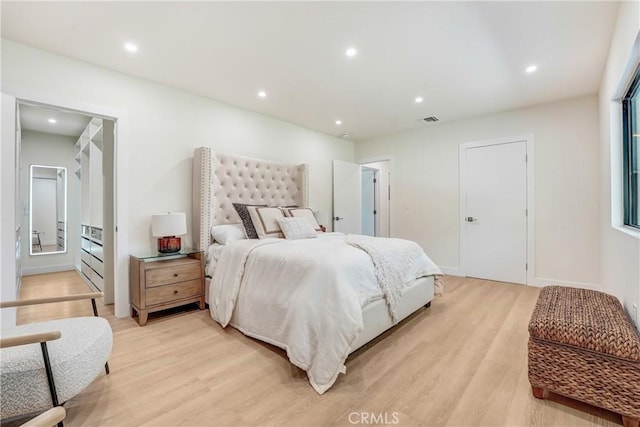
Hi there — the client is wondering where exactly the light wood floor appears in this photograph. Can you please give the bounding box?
[18,271,623,427]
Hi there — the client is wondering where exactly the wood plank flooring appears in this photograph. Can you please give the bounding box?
[17,271,623,426]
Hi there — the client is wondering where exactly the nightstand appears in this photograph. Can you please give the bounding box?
[129,249,205,326]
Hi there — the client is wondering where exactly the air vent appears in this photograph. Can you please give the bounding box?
[421,116,439,123]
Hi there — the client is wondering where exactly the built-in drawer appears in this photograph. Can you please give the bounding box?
[91,270,104,291]
[91,256,104,277]
[90,227,102,243]
[57,230,64,239]
[90,241,103,262]
[81,261,91,279]
[81,250,91,265]
[145,279,201,306]
[81,237,91,253]
[145,260,201,288]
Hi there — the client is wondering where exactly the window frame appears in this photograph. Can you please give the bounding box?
[622,66,640,229]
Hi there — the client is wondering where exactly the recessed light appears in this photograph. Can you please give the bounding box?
[258,91,267,98]
[48,118,57,124]
[415,97,424,104]
[345,48,357,57]
[335,120,342,126]
[526,65,537,73]
[124,42,138,53]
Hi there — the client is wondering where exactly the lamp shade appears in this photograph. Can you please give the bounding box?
[151,212,187,237]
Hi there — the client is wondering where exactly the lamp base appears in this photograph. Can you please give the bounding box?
[157,236,181,254]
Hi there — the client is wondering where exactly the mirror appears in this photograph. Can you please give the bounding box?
[30,165,67,255]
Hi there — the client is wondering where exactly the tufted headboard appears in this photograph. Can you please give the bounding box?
[193,147,309,250]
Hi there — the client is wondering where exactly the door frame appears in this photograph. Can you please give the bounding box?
[361,166,379,236]
[458,134,535,285]
[6,88,130,318]
[358,155,393,237]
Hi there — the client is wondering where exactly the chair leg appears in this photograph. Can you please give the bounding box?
[90,298,111,375]
[40,342,59,407]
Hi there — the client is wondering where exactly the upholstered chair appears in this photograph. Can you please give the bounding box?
[0,292,113,426]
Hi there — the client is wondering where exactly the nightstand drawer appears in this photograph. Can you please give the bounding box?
[146,279,202,306]
[145,261,201,288]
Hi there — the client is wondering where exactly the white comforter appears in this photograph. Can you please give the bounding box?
[209,233,442,394]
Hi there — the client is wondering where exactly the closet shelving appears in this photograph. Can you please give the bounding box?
[75,118,104,292]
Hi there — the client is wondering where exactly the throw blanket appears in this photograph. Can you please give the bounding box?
[346,234,444,323]
[209,233,442,394]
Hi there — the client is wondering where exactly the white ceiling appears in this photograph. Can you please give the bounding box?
[1,1,619,141]
[19,103,92,138]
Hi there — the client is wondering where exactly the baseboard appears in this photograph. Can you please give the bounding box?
[528,277,602,292]
[22,264,76,276]
[440,266,464,277]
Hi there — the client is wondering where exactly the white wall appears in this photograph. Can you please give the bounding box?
[2,40,353,316]
[598,0,640,327]
[2,40,352,257]
[20,130,78,274]
[355,95,601,286]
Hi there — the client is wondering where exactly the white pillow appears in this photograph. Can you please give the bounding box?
[211,224,246,245]
[282,207,322,231]
[277,217,318,240]
[247,206,285,239]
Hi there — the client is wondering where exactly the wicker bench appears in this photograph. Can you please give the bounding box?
[528,286,640,427]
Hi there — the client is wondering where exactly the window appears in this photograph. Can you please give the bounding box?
[623,66,640,229]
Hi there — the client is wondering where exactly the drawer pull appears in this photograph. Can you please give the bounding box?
[174,273,179,277]
[173,290,178,294]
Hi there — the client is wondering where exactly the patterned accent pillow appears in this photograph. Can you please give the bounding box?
[247,206,285,239]
[276,217,318,240]
[282,207,322,231]
[232,203,266,239]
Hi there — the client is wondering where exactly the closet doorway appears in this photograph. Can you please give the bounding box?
[17,102,116,303]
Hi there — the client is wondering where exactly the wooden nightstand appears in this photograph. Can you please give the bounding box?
[129,250,205,326]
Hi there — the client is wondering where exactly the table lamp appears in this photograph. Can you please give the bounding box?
[152,212,187,253]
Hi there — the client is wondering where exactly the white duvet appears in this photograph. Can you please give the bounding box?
[209,233,442,394]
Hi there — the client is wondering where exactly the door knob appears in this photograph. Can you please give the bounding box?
[466,217,478,222]
[334,216,344,221]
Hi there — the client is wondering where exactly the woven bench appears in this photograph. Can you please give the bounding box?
[528,286,640,427]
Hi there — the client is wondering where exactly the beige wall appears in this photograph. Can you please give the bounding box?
[355,95,601,287]
[598,0,640,328]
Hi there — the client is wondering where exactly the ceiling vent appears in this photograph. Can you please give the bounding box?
[420,116,439,123]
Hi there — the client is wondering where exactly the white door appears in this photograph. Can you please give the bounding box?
[333,160,361,234]
[464,141,527,284]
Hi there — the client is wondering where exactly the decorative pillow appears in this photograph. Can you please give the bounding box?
[247,206,285,239]
[282,207,322,231]
[277,217,317,240]
[211,224,246,245]
[233,203,266,239]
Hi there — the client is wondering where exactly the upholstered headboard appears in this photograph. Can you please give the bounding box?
[193,147,309,250]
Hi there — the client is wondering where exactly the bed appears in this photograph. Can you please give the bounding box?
[193,147,443,394]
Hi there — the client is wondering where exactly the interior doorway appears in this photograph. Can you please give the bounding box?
[10,99,117,304]
[360,160,390,237]
[361,167,377,236]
